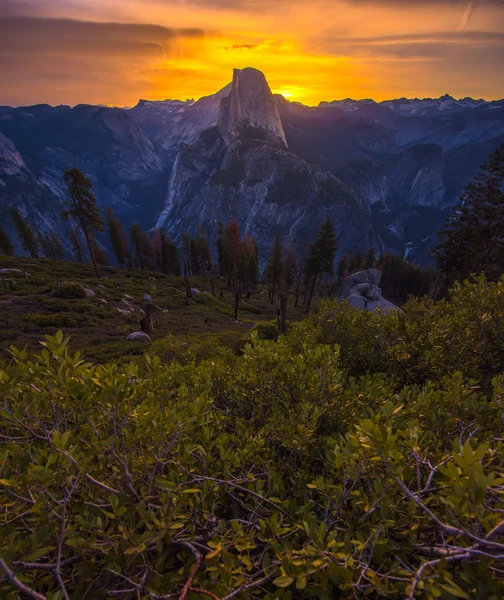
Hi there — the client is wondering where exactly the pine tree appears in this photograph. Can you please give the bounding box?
[433,144,504,283]
[348,251,363,275]
[242,234,259,296]
[362,248,377,270]
[10,208,39,258]
[0,228,14,256]
[337,254,349,285]
[304,218,337,313]
[40,230,65,259]
[196,224,212,277]
[225,219,242,286]
[69,227,85,262]
[179,231,191,276]
[62,168,103,277]
[106,207,131,268]
[216,221,226,276]
[282,243,297,291]
[294,244,307,308]
[94,243,109,266]
[130,223,152,270]
[160,232,180,275]
[265,234,283,304]
[152,228,163,271]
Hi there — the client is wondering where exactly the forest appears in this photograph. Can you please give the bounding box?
[0,147,503,599]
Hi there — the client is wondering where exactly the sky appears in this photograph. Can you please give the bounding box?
[0,0,503,106]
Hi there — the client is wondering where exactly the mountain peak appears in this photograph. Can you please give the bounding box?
[218,68,287,147]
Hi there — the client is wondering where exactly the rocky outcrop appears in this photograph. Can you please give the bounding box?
[127,332,152,343]
[338,269,400,312]
[219,68,287,147]
[156,123,380,261]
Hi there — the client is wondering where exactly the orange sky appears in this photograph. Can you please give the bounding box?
[1,0,503,106]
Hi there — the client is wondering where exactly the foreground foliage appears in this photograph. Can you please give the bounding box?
[1,277,504,599]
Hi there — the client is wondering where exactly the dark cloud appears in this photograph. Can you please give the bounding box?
[0,15,207,105]
[345,31,504,43]
[346,0,504,5]
[321,29,504,63]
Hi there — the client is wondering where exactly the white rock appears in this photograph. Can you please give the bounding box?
[127,332,152,343]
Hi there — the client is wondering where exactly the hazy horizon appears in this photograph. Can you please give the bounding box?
[1,0,504,107]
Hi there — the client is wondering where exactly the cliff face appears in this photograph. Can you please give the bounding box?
[156,125,380,262]
[218,68,287,147]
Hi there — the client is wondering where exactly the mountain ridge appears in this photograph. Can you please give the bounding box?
[1,68,504,264]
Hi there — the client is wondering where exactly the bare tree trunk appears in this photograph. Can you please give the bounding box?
[305,273,318,314]
[185,277,191,306]
[294,247,306,307]
[144,301,154,334]
[278,292,287,335]
[83,231,101,278]
[210,280,216,297]
[234,289,240,321]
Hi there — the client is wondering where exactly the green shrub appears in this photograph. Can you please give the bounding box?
[1,277,504,599]
[23,312,76,328]
[52,281,87,299]
[252,320,279,340]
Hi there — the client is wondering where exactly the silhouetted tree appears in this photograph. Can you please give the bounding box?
[304,218,337,313]
[0,228,14,256]
[106,207,131,268]
[10,208,38,258]
[196,224,212,277]
[362,247,377,270]
[69,227,85,262]
[337,254,349,285]
[160,232,180,275]
[265,234,283,304]
[225,218,242,286]
[433,143,504,284]
[40,229,64,259]
[130,223,152,270]
[282,242,297,291]
[62,168,103,277]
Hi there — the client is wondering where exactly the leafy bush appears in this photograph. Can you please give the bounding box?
[23,312,77,328]
[0,277,503,599]
[252,320,279,340]
[52,281,87,299]
[302,275,504,385]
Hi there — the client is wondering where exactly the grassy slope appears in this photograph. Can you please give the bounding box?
[0,256,314,362]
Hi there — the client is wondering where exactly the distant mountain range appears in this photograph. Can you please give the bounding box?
[1,68,503,264]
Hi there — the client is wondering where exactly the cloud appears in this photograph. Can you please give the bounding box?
[0,14,207,105]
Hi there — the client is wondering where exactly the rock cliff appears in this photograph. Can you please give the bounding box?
[218,68,287,147]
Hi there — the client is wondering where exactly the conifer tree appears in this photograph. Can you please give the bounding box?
[304,218,337,313]
[69,227,85,262]
[106,207,131,268]
[10,208,39,258]
[94,243,109,266]
[242,234,259,295]
[294,245,306,308]
[216,221,226,276]
[181,231,192,276]
[225,218,242,286]
[160,232,180,275]
[152,228,163,271]
[433,144,504,283]
[62,168,103,277]
[40,230,65,259]
[265,234,283,304]
[196,224,212,277]
[130,223,152,270]
[0,228,14,256]
[337,254,349,285]
[362,247,377,270]
[282,243,297,291]
[348,251,363,275]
